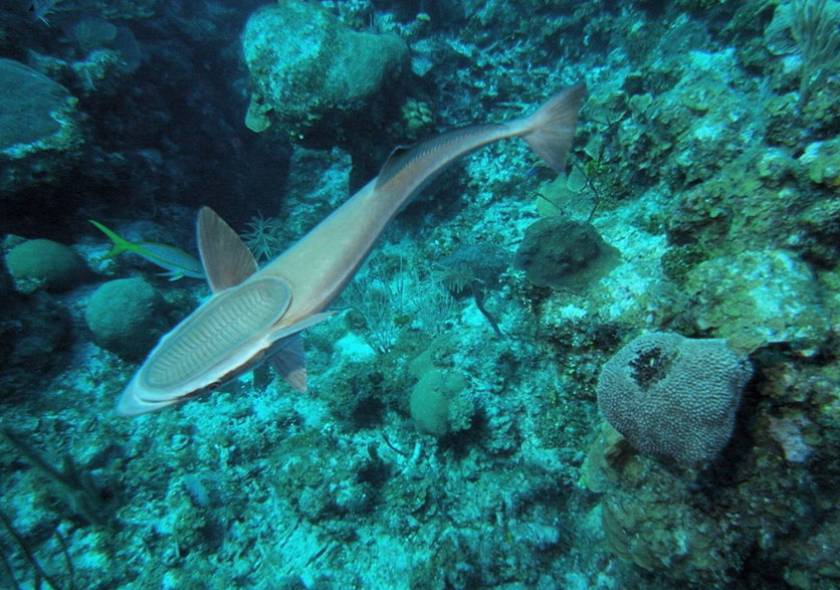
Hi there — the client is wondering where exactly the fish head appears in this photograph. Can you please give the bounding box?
[116,276,293,415]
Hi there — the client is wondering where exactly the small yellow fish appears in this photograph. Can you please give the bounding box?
[89,219,204,281]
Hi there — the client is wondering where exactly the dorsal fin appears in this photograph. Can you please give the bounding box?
[374,144,415,189]
[374,124,505,191]
[197,206,258,293]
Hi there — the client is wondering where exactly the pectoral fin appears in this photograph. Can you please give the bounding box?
[197,206,259,293]
[267,312,334,344]
[161,270,184,281]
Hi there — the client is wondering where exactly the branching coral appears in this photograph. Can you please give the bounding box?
[0,511,75,590]
[344,257,454,353]
[436,244,508,338]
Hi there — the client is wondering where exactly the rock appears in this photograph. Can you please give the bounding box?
[800,138,840,189]
[686,249,831,354]
[0,293,70,398]
[60,0,161,20]
[409,369,473,437]
[241,0,409,138]
[0,59,83,194]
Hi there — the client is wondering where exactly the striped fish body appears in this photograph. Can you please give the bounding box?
[132,242,205,280]
[89,219,204,280]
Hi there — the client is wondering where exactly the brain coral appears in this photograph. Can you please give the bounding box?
[5,238,87,293]
[85,277,169,359]
[596,331,752,465]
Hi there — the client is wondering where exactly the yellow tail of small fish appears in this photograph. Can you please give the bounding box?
[89,219,135,258]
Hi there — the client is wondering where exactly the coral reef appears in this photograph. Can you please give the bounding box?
[0,58,83,195]
[1,0,839,588]
[685,249,831,354]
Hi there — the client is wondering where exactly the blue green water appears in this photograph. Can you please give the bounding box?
[1,1,839,588]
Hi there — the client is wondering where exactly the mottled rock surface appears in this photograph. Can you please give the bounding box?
[241,0,408,138]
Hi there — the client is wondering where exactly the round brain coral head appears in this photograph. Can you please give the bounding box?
[596,331,752,465]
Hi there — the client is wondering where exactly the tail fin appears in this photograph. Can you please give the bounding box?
[89,219,134,258]
[517,83,586,173]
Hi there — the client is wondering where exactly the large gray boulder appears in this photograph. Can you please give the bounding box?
[241,1,409,137]
[0,59,83,194]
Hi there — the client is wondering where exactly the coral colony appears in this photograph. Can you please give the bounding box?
[1,1,839,589]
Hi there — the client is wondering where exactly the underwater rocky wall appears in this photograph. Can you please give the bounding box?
[1,1,839,589]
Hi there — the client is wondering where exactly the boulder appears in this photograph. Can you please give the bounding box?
[241,1,409,138]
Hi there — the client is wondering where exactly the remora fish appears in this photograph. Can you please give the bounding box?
[89,219,205,281]
[117,84,586,416]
